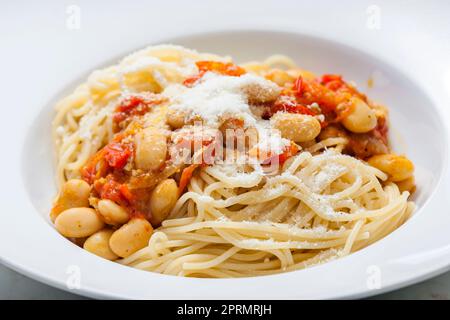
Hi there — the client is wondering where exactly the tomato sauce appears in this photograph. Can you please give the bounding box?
[183,61,246,87]
[103,142,133,169]
[112,94,166,128]
[260,143,299,166]
[265,95,316,118]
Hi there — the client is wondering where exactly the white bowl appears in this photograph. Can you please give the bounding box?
[1,29,450,299]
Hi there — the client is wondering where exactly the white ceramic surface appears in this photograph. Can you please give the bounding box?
[1,0,450,299]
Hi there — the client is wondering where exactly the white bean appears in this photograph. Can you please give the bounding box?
[368,154,414,182]
[109,218,153,258]
[98,199,129,225]
[83,229,118,260]
[265,69,295,86]
[243,80,281,104]
[51,179,90,221]
[166,109,187,129]
[341,97,377,133]
[134,127,167,171]
[271,113,321,142]
[149,179,179,226]
[55,207,104,238]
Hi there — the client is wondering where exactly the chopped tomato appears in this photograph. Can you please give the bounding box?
[119,183,136,203]
[103,142,132,169]
[297,79,348,114]
[81,149,108,184]
[117,96,146,113]
[278,143,299,166]
[196,61,246,76]
[178,164,199,194]
[183,74,204,87]
[261,143,299,166]
[93,174,141,209]
[81,139,132,184]
[113,96,149,124]
[94,176,126,205]
[183,61,246,86]
[113,95,165,124]
[325,80,345,91]
[321,74,343,84]
[293,76,304,96]
[320,74,368,101]
[321,74,347,92]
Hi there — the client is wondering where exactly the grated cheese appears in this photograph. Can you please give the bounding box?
[309,162,347,193]
[254,128,290,155]
[164,72,280,128]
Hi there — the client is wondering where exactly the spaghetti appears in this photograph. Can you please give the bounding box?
[51,45,415,277]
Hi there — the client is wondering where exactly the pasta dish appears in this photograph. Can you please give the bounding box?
[50,45,415,277]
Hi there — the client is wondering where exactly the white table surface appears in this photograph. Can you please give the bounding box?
[1,263,449,300]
